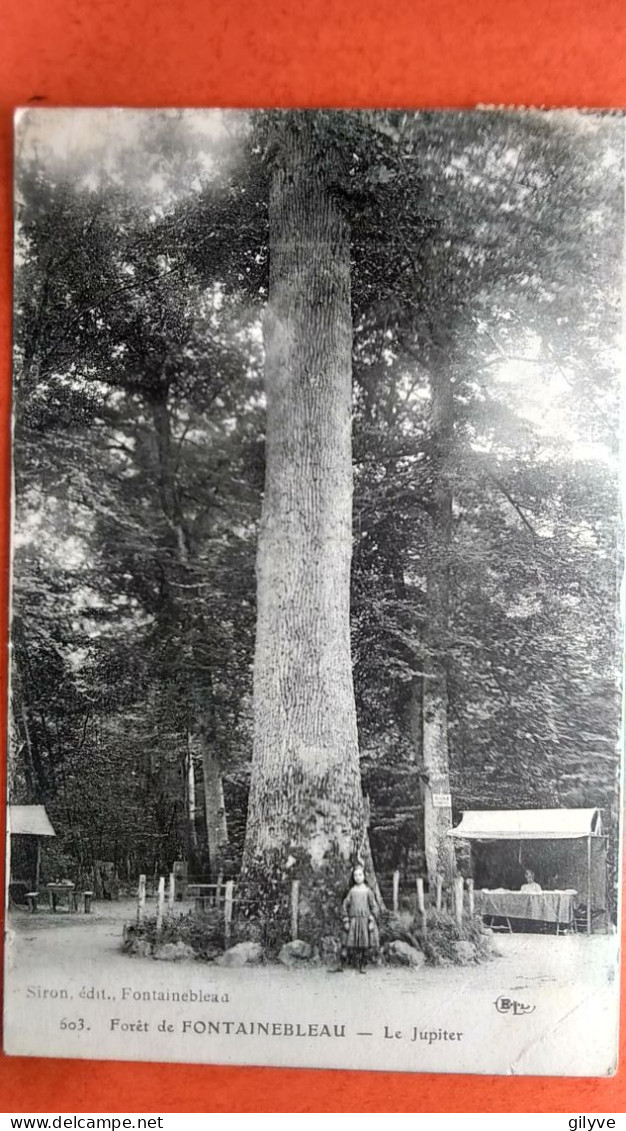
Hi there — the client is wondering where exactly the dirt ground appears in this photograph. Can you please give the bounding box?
[4,898,620,1076]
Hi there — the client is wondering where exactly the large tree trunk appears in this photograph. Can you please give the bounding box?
[151,396,229,875]
[423,353,457,885]
[11,625,48,798]
[201,748,228,876]
[187,663,228,879]
[185,745,199,858]
[242,113,366,916]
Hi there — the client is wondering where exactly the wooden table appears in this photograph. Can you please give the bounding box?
[46,883,77,912]
[475,889,577,933]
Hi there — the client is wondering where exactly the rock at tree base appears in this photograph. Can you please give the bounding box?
[128,938,152,958]
[453,941,477,963]
[216,941,263,967]
[153,941,197,962]
[387,940,425,967]
[279,940,313,966]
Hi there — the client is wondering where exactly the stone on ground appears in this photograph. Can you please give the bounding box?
[454,940,477,963]
[128,938,153,958]
[153,940,197,962]
[216,941,263,967]
[279,940,313,966]
[387,940,425,967]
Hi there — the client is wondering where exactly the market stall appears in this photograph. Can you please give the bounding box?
[448,808,607,934]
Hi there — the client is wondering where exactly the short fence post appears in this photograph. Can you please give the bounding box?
[416,877,427,935]
[435,874,443,913]
[454,876,464,927]
[467,878,475,917]
[290,879,300,941]
[216,872,224,909]
[156,876,165,938]
[392,869,400,913]
[168,873,175,914]
[224,880,234,947]
[137,874,146,923]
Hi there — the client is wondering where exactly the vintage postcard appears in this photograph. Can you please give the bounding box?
[3,107,623,1075]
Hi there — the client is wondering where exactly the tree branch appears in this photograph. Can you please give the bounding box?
[486,469,538,537]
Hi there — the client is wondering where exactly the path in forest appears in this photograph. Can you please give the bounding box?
[4,901,619,1076]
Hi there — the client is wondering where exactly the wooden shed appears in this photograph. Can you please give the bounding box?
[8,805,56,897]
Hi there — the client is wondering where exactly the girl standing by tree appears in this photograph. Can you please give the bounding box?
[342,864,379,972]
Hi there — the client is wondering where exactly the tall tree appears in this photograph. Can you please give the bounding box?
[422,344,457,882]
[11,109,621,915]
[242,113,366,906]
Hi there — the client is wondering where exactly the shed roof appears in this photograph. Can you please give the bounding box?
[448,808,601,841]
[8,805,56,837]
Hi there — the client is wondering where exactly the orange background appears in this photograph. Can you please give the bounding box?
[0,0,625,1113]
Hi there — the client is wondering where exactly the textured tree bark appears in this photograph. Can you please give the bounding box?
[185,745,199,856]
[11,625,48,798]
[151,396,229,876]
[187,664,228,879]
[200,746,228,875]
[242,113,366,904]
[408,676,423,751]
[423,353,457,885]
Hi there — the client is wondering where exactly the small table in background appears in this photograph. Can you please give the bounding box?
[46,882,77,913]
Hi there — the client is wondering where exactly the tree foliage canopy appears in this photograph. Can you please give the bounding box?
[11,109,622,890]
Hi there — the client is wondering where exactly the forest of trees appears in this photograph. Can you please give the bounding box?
[9,109,623,913]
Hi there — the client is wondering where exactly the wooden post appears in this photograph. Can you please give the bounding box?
[416,877,425,913]
[168,873,175,913]
[454,876,464,927]
[224,880,234,947]
[216,872,224,909]
[173,860,188,901]
[467,877,475,917]
[392,869,400,913]
[291,879,300,941]
[435,874,443,913]
[416,877,427,935]
[137,874,146,923]
[156,876,165,937]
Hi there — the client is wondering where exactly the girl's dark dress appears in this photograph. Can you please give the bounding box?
[342,883,379,968]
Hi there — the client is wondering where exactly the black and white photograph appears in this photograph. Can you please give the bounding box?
[4,107,623,1076]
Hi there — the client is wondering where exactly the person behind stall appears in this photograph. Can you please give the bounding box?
[520,869,542,893]
[341,864,379,973]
